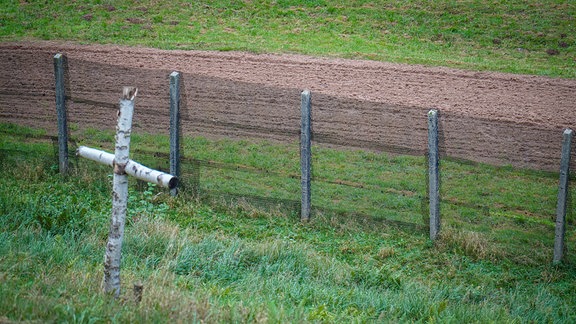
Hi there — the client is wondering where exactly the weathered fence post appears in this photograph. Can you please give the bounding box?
[428,109,440,241]
[54,53,68,175]
[103,86,137,297]
[553,128,573,264]
[300,90,312,222]
[169,71,181,196]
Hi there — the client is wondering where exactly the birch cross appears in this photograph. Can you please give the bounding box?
[77,87,177,298]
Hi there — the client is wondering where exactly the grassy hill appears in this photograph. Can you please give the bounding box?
[1,1,576,322]
[1,0,574,78]
[1,124,575,322]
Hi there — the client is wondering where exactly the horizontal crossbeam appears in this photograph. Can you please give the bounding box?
[77,146,177,189]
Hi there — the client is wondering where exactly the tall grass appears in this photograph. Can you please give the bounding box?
[1,124,576,322]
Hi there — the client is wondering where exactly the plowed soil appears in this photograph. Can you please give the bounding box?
[1,41,575,171]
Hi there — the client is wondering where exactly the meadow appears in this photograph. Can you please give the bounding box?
[0,0,574,78]
[1,123,575,322]
[1,0,576,322]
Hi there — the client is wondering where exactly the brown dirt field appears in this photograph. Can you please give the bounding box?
[0,41,575,171]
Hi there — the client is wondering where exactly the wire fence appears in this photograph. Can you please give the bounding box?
[1,50,575,245]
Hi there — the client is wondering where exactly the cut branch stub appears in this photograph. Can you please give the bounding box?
[113,160,127,175]
[122,86,138,100]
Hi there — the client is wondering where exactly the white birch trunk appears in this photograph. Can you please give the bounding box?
[103,87,137,297]
[77,146,177,189]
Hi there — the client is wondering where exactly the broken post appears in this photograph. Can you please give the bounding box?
[300,90,312,222]
[428,109,440,241]
[54,53,68,175]
[169,71,181,196]
[553,128,573,264]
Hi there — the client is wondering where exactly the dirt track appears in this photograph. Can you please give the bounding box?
[0,41,575,171]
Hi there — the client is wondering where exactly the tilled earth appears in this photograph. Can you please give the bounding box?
[0,41,575,171]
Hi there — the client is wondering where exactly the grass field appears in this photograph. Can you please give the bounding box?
[2,0,576,322]
[0,0,574,78]
[1,124,576,322]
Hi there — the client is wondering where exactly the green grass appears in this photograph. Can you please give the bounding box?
[1,0,574,78]
[1,123,576,322]
[1,2,575,320]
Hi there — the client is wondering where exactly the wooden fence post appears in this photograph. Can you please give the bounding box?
[428,109,440,241]
[553,128,573,264]
[53,53,68,175]
[300,90,312,222]
[103,86,137,298]
[169,71,181,196]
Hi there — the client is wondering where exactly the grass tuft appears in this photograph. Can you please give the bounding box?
[438,227,496,261]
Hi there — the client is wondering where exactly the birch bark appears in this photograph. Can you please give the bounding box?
[77,146,177,189]
[102,87,137,297]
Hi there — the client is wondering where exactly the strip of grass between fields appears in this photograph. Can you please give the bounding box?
[0,0,574,78]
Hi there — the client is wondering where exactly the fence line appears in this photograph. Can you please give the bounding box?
[3,52,574,172]
[126,149,563,224]
[199,189,427,232]
[133,149,424,194]
[58,56,573,171]
[0,133,559,232]
[3,53,574,263]
[2,120,572,264]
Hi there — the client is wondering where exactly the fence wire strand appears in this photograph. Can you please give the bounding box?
[1,54,575,230]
